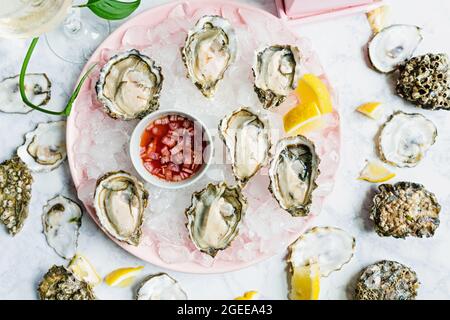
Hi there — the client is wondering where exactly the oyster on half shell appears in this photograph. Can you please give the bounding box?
[136,273,187,300]
[94,171,149,246]
[181,15,237,98]
[269,135,320,217]
[96,49,163,120]
[185,182,247,257]
[219,107,271,186]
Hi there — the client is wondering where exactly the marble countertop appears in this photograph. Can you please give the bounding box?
[1,0,450,300]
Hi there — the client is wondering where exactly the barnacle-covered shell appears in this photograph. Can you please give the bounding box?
[0,156,33,235]
[94,171,149,246]
[38,265,96,300]
[185,182,247,257]
[253,45,302,109]
[396,53,450,110]
[269,135,320,217]
[355,260,419,300]
[96,49,163,120]
[181,15,237,98]
[371,182,440,238]
[136,273,187,300]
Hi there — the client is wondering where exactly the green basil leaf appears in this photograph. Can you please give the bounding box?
[79,0,141,20]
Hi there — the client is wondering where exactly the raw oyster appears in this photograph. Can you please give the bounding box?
[377,111,436,168]
[38,265,96,300]
[136,273,187,300]
[96,49,163,120]
[94,171,149,246]
[396,53,450,110]
[42,196,83,259]
[219,107,271,186]
[185,182,247,257]
[0,73,51,114]
[181,15,237,98]
[253,45,301,109]
[0,156,33,235]
[371,182,440,238]
[368,25,422,73]
[355,260,419,300]
[17,121,67,172]
[68,254,102,287]
[268,135,320,217]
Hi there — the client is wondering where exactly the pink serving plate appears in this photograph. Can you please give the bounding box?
[67,0,341,274]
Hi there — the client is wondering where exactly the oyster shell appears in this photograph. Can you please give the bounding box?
[38,265,96,300]
[96,49,163,120]
[181,15,237,98]
[42,196,83,259]
[377,111,437,168]
[355,260,419,300]
[185,182,247,257]
[219,107,271,186]
[94,171,149,246]
[136,273,187,300]
[0,73,51,114]
[396,53,450,110]
[17,121,67,172]
[368,25,422,73]
[0,156,33,235]
[268,135,320,217]
[371,182,440,238]
[253,45,301,109]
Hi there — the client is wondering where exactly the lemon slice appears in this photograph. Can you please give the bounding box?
[289,262,320,300]
[296,74,333,114]
[356,102,383,119]
[234,291,259,300]
[359,161,396,183]
[284,101,322,133]
[104,266,144,287]
[68,254,102,287]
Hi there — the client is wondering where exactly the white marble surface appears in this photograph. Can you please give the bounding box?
[1,0,450,300]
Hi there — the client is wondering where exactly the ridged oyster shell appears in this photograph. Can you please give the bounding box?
[136,273,187,300]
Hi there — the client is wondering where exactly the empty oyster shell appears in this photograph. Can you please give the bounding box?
[181,15,237,98]
[38,265,96,300]
[136,273,187,300]
[368,24,422,73]
[17,121,67,172]
[355,260,419,300]
[96,49,163,120]
[185,182,247,257]
[42,196,83,259]
[268,135,320,217]
[377,111,437,168]
[0,73,51,114]
[371,182,440,238]
[253,45,302,109]
[94,171,149,246]
[0,156,33,235]
[219,107,271,186]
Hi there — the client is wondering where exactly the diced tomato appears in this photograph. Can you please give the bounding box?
[140,130,153,147]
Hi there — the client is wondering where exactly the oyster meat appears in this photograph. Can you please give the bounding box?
[0,156,33,235]
[268,135,320,217]
[17,121,67,172]
[219,108,271,186]
[96,49,163,120]
[136,273,187,300]
[377,111,437,168]
[355,260,419,300]
[94,171,149,246]
[371,182,440,238]
[253,45,301,109]
[42,196,83,259]
[181,15,237,98]
[185,182,247,257]
[38,265,96,300]
[397,53,450,110]
[0,73,51,114]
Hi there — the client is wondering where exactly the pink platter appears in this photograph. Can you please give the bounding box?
[67,0,341,274]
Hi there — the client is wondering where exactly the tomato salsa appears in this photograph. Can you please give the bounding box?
[140,114,207,182]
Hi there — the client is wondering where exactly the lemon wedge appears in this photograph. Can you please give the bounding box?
[356,102,383,119]
[234,291,259,300]
[289,262,320,300]
[359,161,396,183]
[296,74,333,114]
[367,5,390,34]
[284,101,321,133]
[68,254,102,287]
[104,266,144,287]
